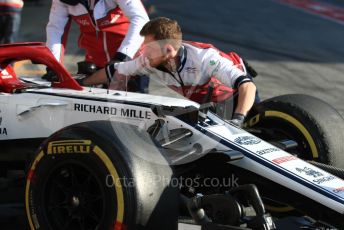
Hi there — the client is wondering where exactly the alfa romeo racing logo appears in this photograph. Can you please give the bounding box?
[234,136,261,145]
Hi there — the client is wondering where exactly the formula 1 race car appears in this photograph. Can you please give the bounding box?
[1,43,344,229]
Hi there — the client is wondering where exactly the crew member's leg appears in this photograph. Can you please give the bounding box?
[0,14,10,44]
[3,12,21,44]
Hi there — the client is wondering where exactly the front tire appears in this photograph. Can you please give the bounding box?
[245,94,344,168]
[26,121,178,230]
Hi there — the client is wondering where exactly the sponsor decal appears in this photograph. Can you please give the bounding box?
[0,69,12,79]
[185,67,197,73]
[120,108,151,119]
[99,20,110,26]
[209,60,217,66]
[99,15,121,26]
[110,14,120,23]
[0,127,7,136]
[47,140,92,154]
[256,147,279,155]
[74,103,117,115]
[272,155,297,164]
[234,136,261,145]
[0,109,7,136]
[296,166,323,178]
[313,175,335,185]
[29,190,40,229]
[333,187,344,194]
[1,69,9,76]
[185,88,201,95]
[74,103,151,119]
[76,19,90,26]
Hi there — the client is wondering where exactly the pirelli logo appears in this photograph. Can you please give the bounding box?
[47,140,92,155]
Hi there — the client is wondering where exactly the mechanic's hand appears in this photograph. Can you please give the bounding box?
[115,55,150,76]
[107,52,132,69]
[109,72,129,90]
[105,55,149,87]
[77,61,97,75]
[228,113,246,128]
[42,68,58,82]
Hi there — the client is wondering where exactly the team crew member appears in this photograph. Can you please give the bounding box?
[0,0,23,44]
[83,17,257,126]
[47,0,149,66]
[45,0,150,92]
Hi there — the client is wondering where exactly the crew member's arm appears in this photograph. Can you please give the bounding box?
[116,0,149,59]
[82,69,109,86]
[234,82,256,115]
[82,55,150,86]
[202,48,256,116]
[46,0,72,63]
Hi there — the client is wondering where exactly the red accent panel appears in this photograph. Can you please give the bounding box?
[0,65,26,93]
[0,42,82,91]
[73,14,95,32]
[169,77,237,104]
[97,7,130,34]
[72,7,129,67]
[227,52,244,71]
[184,41,244,70]
[272,156,297,164]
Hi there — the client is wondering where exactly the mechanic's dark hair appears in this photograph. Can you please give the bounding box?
[140,17,182,50]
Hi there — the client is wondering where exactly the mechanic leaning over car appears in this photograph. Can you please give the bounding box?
[44,0,150,92]
[81,17,258,126]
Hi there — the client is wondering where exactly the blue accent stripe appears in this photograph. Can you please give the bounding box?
[196,123,344,205]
